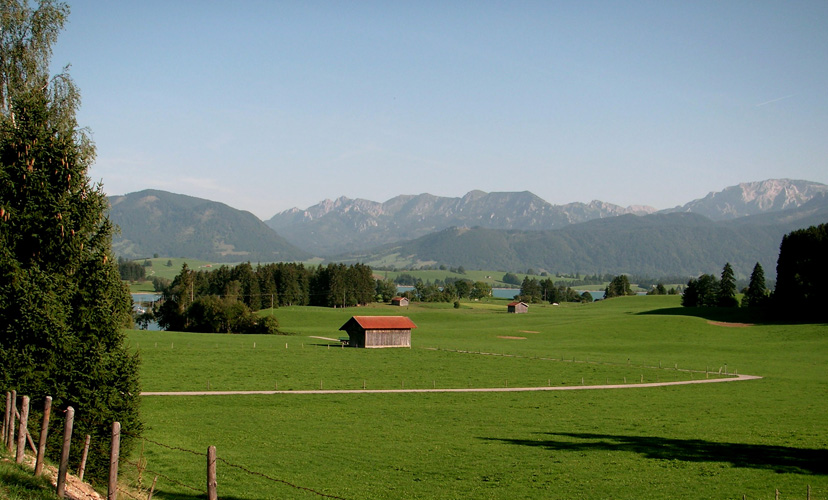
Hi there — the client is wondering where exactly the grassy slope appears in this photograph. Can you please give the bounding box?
[128,297,827,499]
[0,451,58,500]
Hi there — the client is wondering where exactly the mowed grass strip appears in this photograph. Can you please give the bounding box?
[127,296,828,499]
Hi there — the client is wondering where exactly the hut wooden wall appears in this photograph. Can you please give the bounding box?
[365,329,411,348]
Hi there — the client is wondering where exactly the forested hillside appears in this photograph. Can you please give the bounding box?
[108,190,308,262]
[339,197,828,277]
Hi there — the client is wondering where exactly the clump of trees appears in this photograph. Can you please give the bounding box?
[400,279,491,302]
[681,263,739,307]
[646,283,679,295]
[604,275,634,298]
[518,277,590,304]
[118,256,146,281]
[0,0,141,481]
[155,262,377,333]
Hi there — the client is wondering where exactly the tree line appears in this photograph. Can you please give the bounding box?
[153,262,377,333]
[677,223,827,321]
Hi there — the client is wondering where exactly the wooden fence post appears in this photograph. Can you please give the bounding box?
[147,476,157,500]
[207,445,217,500]
[2,391,10,447]
[78,434,91,481]
[109,422,121,500]
[15,395,29,463]
[56,406,75,499]
[6,390,15,453]
[35,396,52,476]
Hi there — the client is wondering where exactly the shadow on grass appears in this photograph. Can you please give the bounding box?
[482,432,827,475]
[636,306,827,326]
[637,306,757,323]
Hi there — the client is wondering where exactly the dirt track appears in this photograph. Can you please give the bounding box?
[142,373,762,396]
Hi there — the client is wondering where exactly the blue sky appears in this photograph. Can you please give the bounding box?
[52,1,828,219]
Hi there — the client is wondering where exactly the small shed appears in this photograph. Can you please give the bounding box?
[391,296,409,307]
[339,316,417,348]
[507,301,529,314]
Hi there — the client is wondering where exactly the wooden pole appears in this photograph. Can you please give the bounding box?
[2,391,9,447]
[78,434,91,481]
[147,476,157,500]
[109,422,121,500]
[35,396,52,476]
[56,406,75,498]
[6,390,15,453]
[15,395,29,463]
[207,445,217,500]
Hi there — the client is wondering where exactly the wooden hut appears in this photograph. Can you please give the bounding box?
[339,316,417,348]
[507,301,529,314]
[391,297,409,306]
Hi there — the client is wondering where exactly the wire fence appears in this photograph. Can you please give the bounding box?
[2,389,350,499]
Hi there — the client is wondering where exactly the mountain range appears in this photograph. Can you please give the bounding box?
[108,179,828,277]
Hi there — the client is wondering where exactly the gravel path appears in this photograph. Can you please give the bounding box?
[142,373,762,396]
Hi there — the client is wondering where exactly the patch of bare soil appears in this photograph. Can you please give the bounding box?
[707,321,755,327]
[497,336,527,339]
[518,330,540,334]
[18,455,103,500]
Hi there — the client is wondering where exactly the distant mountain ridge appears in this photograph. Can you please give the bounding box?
[266,179,826,256]
[661,179,828,220]
[336,194,828,278]
[107,179,828,276]
[108,190,308,262]
[267,190,656,255]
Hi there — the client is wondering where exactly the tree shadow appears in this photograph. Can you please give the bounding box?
[636,306,826,326]
[481,432,827,475]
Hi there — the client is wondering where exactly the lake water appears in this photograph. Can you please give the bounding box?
[396,286,605,301]
[131,293,161,331]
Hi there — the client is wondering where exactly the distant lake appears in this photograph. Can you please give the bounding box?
[131,293,161,331]
[397,286,605,301]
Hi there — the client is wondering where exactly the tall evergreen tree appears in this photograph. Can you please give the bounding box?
[717,262,738,307]
[741,262,768,308]
[0,0,141,480]
[774,223,828,320]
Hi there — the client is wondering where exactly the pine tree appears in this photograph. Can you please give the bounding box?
[741,262,768,308]
[717,262,738,307]
[0,0,141,480]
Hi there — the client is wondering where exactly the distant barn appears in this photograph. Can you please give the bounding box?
[391,297,409,306]
[339,316,417,348]
[507,301,529,314]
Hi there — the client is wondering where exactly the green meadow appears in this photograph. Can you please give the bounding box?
[127,296,827,499]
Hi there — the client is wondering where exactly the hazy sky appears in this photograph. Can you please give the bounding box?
[52,1,828,219]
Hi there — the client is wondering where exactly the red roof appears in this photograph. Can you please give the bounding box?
[340,316,417,331]
[507,301,527,306]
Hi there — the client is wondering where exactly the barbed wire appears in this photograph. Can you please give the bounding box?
[122,432,205,458]
[215,456,348,500]
[116,485,145,500]
[4,392,348,499]
[121,457,206,495]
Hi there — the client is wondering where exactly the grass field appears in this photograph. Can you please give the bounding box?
[126,296,827,499]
